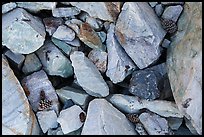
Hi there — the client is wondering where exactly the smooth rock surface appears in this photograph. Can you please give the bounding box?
[43,17,63,36]
[167,117,183,130]
[166,2,202,135]
[21,70,60,113]
[2,56,40,135]
[106,24,136,83]
[22,53,42,75]
[155,4,164,17]
[65,20,80,35]
[64,38,81,47]
[161,39,171,48]
[70,51,109,97]
[115,2,166,69]
[161,2,184,6]
[2,2,17,14]
[36,110,58,133]
[53,25,75,41]
[86,16,101,30]
[81,99,137,135]
[97,31,107,43]
[162,5,183,22]
[57,105,85,134]
[36,40,73,78]
[2,8,46,54]
[52,7,81,17]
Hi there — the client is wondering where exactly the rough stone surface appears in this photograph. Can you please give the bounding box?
[135,123,148,135]
[162,5,183,22]
[167,117,183,130]
[166,2,202,135]
[36,110,58,133]
[70,51,109,97]
[161,39,171,48]
[70,2,121,22]
[21,70,60,113]
[139,112,170,135]
[16,2,56,13]
[57,105,85,134]
[2,2,17,14]
[2,8,46,54]
[43,17,63,36]
[65,20,80,35]
[22,53,42,75]
[36,40,73,78]
[53,25,75,41]
[106,24,136,83]
[52,7,81,17]
[155,4,164,17]
[88,49,108,73]
[81,99,137,135]
[115,2,166,69]
[2,56,40,135]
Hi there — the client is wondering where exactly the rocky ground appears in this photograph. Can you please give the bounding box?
[2,2,202,135]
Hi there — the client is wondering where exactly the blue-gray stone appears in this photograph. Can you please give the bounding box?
[162,5,183,22]
[53,25,75,41]
[52,7,81,17]
[2,2,17,14]
[62,99,75,110]
[43,17,63,36]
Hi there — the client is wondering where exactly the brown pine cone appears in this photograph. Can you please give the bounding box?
[38,99,52,111]
[160,18,178,34]
[126,113,140,124]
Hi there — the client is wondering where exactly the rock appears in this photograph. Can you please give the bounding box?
[149,2,157,7]
[2,55,40,135]
[21,70,60,113]
[103,21,111,31]
[135,123,148,135]
[129,70,160,100]
[56,86,91,109]
[155,4,164,17]
[16,2,56,13]
[60,2,70,5]
[106,24,136,83]
[166,2,202,135]
[70,2,121,22]
[86,16,102,31]
[57,105,85,134]
[2,2,17,14]
[70,51,109,97]
[65,20,80,35]
[88,49,108,73]
[78,22,105,51]
[162,5,183,22]
[174,125,193,135]
[22,53,42,75]
[47,127,64,135]
[115,2,166,69]
[52,7,81,17]
[184,117,199,135]
[36,40,73,78]
[43,17,63,36]
[97,31,107,43]
[139,112,170,135]
[4,49,25,69]
[53,25,75,41]
[62,99,75,110]
[2,8,46,54]
[81,99,137,135]
[66,127,82,135]
[167,117,183,130]
[107,94,183,118]
[161,39,171,48]
[161,2,184,6]
[36,110,58,133]
[64,38,81,47]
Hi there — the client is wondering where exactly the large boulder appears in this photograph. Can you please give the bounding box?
[166,2,202,135]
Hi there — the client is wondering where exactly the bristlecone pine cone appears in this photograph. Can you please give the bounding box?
[161,18,178,34]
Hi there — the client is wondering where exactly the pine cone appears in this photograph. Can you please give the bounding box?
[161,18,177,34]
[126,113,140,124]
[38,99,52,111]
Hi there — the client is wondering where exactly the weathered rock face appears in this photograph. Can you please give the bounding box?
[2,8,46,54]
[2,2,17,14]
[2,55,40,135]
[115,2,166,69]
[166,2,202,135]
[81,99,137,135]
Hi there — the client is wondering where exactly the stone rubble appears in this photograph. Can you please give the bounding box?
[43,17,63,36]
[53,25,75,41]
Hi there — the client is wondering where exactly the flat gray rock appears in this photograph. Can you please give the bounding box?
[52,7,81,17]
[86,16,102,31]
[155,4,164,17]
[106,24,136,83]
[43,17,63,36]
[167,117,183,130]
[53,25,75,41]
[2,56,40,135]
[115,2,166,69]
[2,2,17,14]
[36,110,58,133]
[161,39,171,48]
[81,99,137,135]
[64,38,81,47]
[162,5,183,22]
[149,2,157,7]
[2,8,46,54]
[70,51,109,97]
[36,40,73,78]
[57,105,85,134]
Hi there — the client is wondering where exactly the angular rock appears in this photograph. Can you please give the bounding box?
[174,125,193,135]
[162,5,183,22]
[107,94,183,118]
[4,49,25,69]
[36,110,58,133]
[97,31,107,43]
[139,112,170,135]
[70,2,121,22]
[57,105,85,134]
[149,2,157,7]
[70,51,109,97]
[21,70,60,113]
[22,53,42,75]
[2,2,17,14]
[43,17,63,36]
[167,117,183,130]
[135,123,148,135]
[81,99,137,135]
[53,25,75,41]
[166,2,202,135]
[161,39,171,48]
[184,118,198,135]
[2,8,46,54]
[115,2,166,69]
[2,55,40,135]
[64,38,81,47]
[88,49,108,73]
[52,7,81,17]
[78,22,105,51]
[155,4,164,17]
[161,2,184,6]
[16,2,56,13]
[86,16,101,31]
[65,20,80,35]
[106,24,136,83]
[62,99,75,110]
[36,40,73,78]
[47,127,64,135]
[56,86,91,109]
